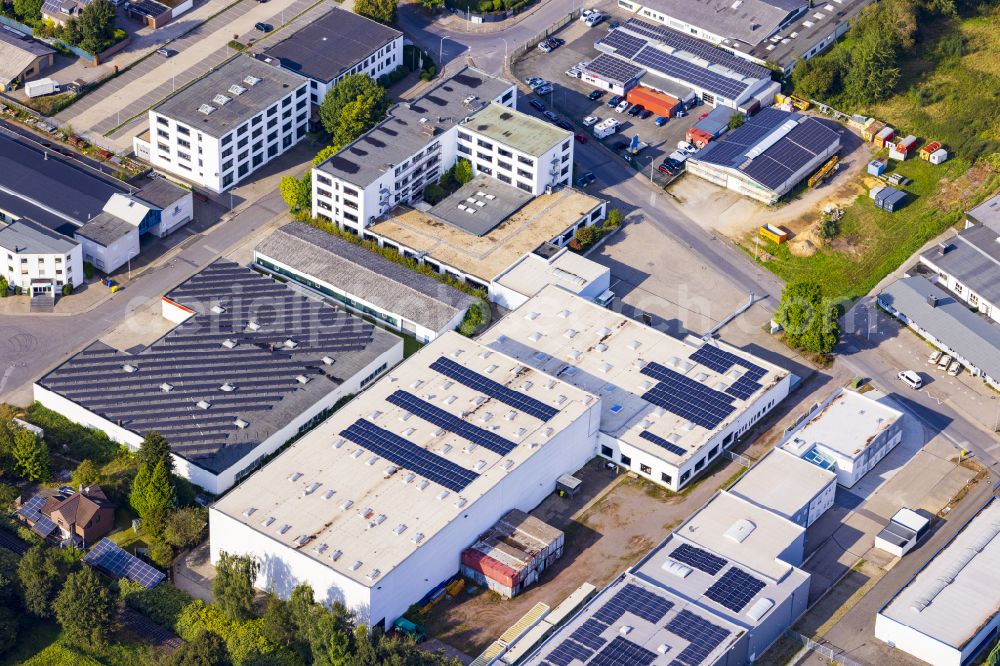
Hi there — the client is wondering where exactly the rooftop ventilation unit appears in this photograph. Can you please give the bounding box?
[411,532,425,544]
[222,338,238,349]
[262,516,275,527]
[228,84,247,96]
[349,561,362,571]
[196,400,211,410]
[213,94,231,106]
[296,375,310,384]
[314,543,328,554]
[123,364,138,373]
[294,535,309,546]
[198,104,216,115]
[436,490,450,500]
[244,75,261,86]
[304,482,321,495]
[234,418,249,429]
[339,499,354,511]
[283,339,298,349]
[278,524,291,535]
[160,383,173,392]
[329,549,342,561]
[220,382,236,392]
[211,304,226,314]
[322,355,335,365]
[247,320,261,331]
[288,472,303,482]
[366,569,381,580]
[243,507,256,517]
[323,489,335,500]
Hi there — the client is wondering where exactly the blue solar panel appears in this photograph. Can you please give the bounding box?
[639,430,686,457]
[17,495,45,522]
[669,543,728,575]
[597,30,648,59]
[622,18,771,79]
[32,516,57,538]
[696,108,796,168]
[83,538,165,589]
[667,610,731,666]
[339,418,479,492]
[386,391,516,456]
[704,567,766,612]
[786,118,841,153]
[545,639,594,666]
[569,618,609,650]
[587,52,645,84]
[591,636,658,666]
[632,46,748,100]
[640,362,737,429]
[429,356,558,422]
[593,583,673,625]
[689,346,767,401]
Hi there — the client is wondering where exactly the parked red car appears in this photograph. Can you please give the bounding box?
[575,133,588,144]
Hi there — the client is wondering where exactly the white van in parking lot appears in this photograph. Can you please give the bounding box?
[897,370,923,389]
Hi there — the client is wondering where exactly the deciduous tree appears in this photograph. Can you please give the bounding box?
[11,428,50,482]
[453,158,473,186]
[167,630,231,666]
[12,0,42,22]
[18,545,75,617]
[354,0,397,23]
[164,507,206,549]
[774,282,841,355]
[318,74,389,142]
[279,172,312,212]
[71,459,102,488]
[212,552,259,622]
[54,567,117,648]
[79,0,116,55]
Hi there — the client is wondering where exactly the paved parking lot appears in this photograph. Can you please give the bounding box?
[510,16,700,185]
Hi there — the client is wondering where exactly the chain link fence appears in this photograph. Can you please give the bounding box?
[786,630,865,666]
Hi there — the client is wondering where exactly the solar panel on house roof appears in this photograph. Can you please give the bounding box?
[339,418,479,492]
[704,566,766,612]
[597,30,648,59]
[632,46,749,100]
[586,53,644,84]
[32,516,57,538]
[429,356,558,421]
[666,609,732,666]
[593,583,674,625]
[17,495,45,522]
[385,390,516,456]
[83,538,166,589]
[639,430,687,457]
[669,543,728,575]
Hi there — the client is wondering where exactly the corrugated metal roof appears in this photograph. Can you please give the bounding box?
[879,275,1000,383]
[920,225,1000,305]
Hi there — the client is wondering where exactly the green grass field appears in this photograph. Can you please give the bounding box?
[771,5,1000,301]
[753,156,999,301]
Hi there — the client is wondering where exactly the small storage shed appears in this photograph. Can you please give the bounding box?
[889,135,917,160]
[874,126,895,148]
[929,148,948,164]
[862,120,886,142]
[875,186,907,212]
[867,158,888,176]
[919,141,942,160]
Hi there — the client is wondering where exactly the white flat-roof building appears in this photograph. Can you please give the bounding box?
[137,56,308,193]
[210,332,601,628]
[727,447,836,528]
[876,498,1000,666]
[490,244,611,310]
[780,388,903,488]
[480,285,792,491]
[526,490,811,666]
[0,218,83,296]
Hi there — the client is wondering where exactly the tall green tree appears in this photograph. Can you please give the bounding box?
[167,630,231,666]
[147,459,175,514]
[12,0,43,22]
[55,567,117,649]
[79,0,116,54]
[18,546,76,618]
[453,158,473,186]
[71,459,102,488]
[774,282,841,354]
[212,552,259,622]
[280,171,312,212]
[164,507,206,549]
[354,0,397,23]
[843,25,900,105]
[318,74,389,142]
[130,463,151,518]
[11,429,50,482]
[137,430,173,474]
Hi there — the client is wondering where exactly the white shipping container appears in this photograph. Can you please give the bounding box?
[25,78,57,98]
[929,148,948,164]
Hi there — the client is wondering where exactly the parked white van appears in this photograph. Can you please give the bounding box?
[897,370,923,389]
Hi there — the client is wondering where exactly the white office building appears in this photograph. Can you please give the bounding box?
[726,447,836,528]
[780,388,903,488]
[312,67,580,233]
[490,244,611,311]
[256,7,402,107]
[0,218,82,296]
[480,285,792,491]
[876,498,1000,666]
[210,332,601,628]
[137,56,308,193]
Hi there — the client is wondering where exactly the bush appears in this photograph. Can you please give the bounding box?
[176,601,281,665]
[228,40,246,51]
[83,262,95,279]
[61,283,72,296]
[23,403,121,464]
[147,538,174,568]
[377,65,408,87]
[0,276,7,297]
[458,300,490,337]
[604,208,623,228]
[419,66,437,81]
[423,182,446,204]
[119,578,195,631]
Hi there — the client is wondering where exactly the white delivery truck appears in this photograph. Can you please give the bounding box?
[593,118,619,139]
[25,78,58,98]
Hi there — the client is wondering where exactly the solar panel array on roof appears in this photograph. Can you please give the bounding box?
[32,516,57,538]
[640,362,737,429]
[596,30,648,59]
[669,543,728,575]
[385,390,516,456]
[593,583,674,624]
[633,46,749,100]
[591,636,658,666]
[704,566,766,612]
[689,345,767,400]
[622,18,771,79]
[339,418,479,492]
[586,53,645,84]
[38,260,384,474]
[17,495,45,522]
[83,538,166,589]
[666,609,732,666]
[429,356,558,421]
[696,107,794,168]
[639,430,687,457]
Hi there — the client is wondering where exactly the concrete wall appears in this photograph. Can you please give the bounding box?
[874,614,963,666]
[76,226,140,274]
[210,397,602,627]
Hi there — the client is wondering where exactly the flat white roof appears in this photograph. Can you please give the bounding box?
[880,499,1000,650]
[212,331,597,588]
[480,285,788,467]
[781,389,901,462]
[492,248,609,297]
[727,448,835,521]
[673,491,804,581]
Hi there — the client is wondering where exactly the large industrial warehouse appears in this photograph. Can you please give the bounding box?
[875,498,1000,666]
[35,260,401,494]
[686,107,841,204]
[479,285,791,491]
[209,332,601,628]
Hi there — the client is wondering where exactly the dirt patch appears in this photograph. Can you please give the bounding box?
[930,161,997,212]
[787,226,821,257]
[418,458,739,656]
